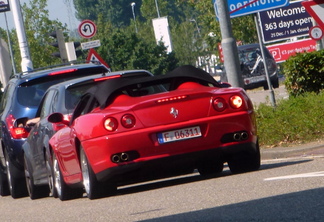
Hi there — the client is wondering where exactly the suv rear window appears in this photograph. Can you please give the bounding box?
[17,81,62,107]
[238,45,277,76]
[16,67,107,107]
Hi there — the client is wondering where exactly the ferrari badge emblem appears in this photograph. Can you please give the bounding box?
[170,107,179,118]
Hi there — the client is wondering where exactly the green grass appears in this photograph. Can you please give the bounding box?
[255,91,324,148]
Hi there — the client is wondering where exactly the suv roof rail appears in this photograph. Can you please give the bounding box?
[15,61,106,79]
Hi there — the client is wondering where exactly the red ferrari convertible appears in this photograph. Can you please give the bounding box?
[48,65,260,200]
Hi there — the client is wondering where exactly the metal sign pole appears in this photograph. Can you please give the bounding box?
[255,13,276,107]
[217,0,244,88]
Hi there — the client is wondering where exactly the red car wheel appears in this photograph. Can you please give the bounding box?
[80,146,116,200]
[53,154,83,201]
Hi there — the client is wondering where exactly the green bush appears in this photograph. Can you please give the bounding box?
[283,49,324,97]
[256,91,324,147]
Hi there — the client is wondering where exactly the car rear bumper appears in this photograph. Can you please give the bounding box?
[243,71,278,89]
[96,141,258,183]
[80,110,257,183]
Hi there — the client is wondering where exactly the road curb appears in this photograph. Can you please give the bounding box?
[261,142,324,160]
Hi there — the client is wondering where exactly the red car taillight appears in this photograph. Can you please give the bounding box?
[6,115,29,139]
[94,75,121,82]
[213,98,227,112]
[103,114,136,132]
[121,114,136,128]
[104,117,118,132]
[229,95,243,109]
[49,69,78,75]
[213,95,244,112]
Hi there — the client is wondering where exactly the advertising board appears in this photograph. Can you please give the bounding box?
[152,17,173,54]
[259,1,313,43]
[266,38,317,63]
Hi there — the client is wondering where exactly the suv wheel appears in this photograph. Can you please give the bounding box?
[272,78,279,89]
[0,162,9,196]
[5,151,28,198]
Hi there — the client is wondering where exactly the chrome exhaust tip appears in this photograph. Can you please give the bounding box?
[120,153,129,161]
[111,155,120,163]
[241,132,249,140]
[233,133,241,141]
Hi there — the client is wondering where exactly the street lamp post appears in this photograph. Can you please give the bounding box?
[131,2,138,33]
[154,0,160,18]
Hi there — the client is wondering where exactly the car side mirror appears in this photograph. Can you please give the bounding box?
[14,117,29,127]
[48,113,65,124]
[219,82,231,88]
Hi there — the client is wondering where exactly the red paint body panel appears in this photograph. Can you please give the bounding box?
[49,85,257,185]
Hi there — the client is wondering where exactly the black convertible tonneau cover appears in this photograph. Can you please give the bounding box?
[84,65,220,109]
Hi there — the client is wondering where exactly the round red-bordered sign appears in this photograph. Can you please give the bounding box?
[309,26,323,41]
[78,20,97,39]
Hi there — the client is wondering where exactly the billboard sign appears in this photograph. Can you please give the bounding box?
[266,38,317,63]
[259,1,313,43]
[152,17,173,53]
[214,0,289,18]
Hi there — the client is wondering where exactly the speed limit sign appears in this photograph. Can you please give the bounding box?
[78,20,97,39]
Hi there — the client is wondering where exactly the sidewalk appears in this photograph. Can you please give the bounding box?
[261,140,324,160]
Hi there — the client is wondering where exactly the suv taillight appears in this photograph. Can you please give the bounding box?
[49,69,77,75]
[6,115,30,139]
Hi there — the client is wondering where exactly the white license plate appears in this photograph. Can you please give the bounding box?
[157,126,202,144]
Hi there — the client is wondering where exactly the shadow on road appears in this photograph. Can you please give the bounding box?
[139,187,324,221]
[116,159,312,197]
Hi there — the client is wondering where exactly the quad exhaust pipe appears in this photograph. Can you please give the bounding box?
[233,131,249,141]
[220,131,250,143]
[111,152,130,163]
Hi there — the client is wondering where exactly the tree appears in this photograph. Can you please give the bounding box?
[171,21,201,66]
[73,0,139,27]
[183,0,257,55]
[95,22,178,74]
[141,0,192,23]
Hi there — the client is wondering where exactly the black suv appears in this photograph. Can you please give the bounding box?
[0,62,109,198]
[219,43,279,90]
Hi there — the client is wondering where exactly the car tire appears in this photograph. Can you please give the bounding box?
[228,142,261,174]
[5,151,28,198]
[263,82,269,90]
[46,152,57,198]
[53,154,83,201]
[80,147,116,200]
[271,78,279,89]
[263,78,279,90]
[0,162,10,196]
[197,160,224,177]
[24,154,49,199]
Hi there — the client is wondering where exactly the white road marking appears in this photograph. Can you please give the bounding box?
[264,171,324,181]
